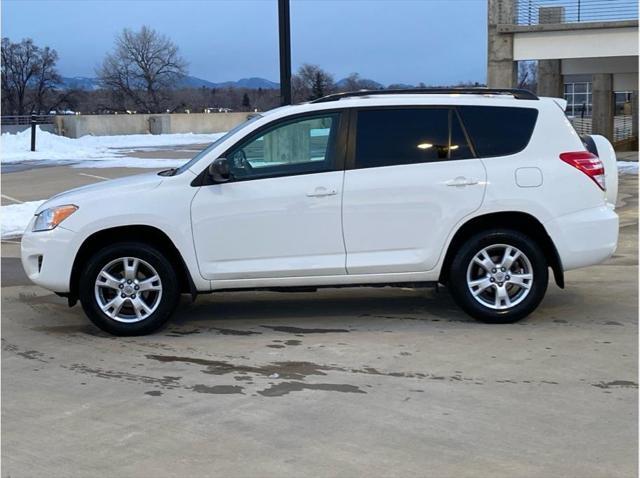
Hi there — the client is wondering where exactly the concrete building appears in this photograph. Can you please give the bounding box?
[488,0,638,148]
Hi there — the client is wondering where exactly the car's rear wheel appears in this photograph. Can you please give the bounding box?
[448,229,548,323]
[79,242,180,335]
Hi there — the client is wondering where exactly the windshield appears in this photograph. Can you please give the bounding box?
[174,114,263,175]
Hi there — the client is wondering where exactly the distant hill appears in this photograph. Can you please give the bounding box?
[59,75,279,90]
[335,77,385,90]
[214,77,280,89]
[59,76,101,90]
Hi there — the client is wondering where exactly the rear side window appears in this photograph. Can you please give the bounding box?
[458,106,538,158]
[354,108,473,169]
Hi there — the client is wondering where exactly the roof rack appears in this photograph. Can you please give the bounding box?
[310,87,539,103]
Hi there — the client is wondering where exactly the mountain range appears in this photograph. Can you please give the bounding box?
[60,75,392,91]
[59,75,280,91]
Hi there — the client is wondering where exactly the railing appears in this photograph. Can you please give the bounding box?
[507,0,638,26]
[0,115,54,125]
[613,115,634,142]
[570,115,635,142]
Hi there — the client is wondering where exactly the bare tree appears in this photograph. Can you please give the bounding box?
[292,64,335,102]
[1,37,61,114]
[340,73,381,92]
[97,26,188,113]
[32,46,61,113]
[518,61,537,93]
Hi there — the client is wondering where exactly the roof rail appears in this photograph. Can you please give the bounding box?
[310,87,539,103]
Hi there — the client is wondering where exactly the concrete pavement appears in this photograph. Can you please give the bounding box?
[1,168,637,477]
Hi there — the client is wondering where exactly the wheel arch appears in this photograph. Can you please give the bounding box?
[438,211,564,288]
[68,225,196,305]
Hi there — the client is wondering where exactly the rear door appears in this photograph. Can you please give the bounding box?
[342,107,486,274]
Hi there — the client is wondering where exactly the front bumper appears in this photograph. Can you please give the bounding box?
[545,205,619,271]
[21,218,78,292]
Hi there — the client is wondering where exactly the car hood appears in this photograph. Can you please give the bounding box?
[37,172,164,213]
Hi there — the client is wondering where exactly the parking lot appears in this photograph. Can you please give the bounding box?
[1,161,638,477]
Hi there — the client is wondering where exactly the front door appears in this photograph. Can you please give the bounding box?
[342,107,487,274]
[191,112,347,281]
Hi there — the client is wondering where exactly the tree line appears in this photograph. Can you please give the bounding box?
[1,25,486,116]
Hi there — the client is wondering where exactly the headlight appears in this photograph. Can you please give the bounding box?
[33,205,78,232]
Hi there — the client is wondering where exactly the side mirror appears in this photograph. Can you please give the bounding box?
[208,157,230,183]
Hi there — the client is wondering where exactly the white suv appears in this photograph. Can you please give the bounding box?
[21,88,619,335]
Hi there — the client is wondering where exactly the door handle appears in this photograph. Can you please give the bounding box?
[307,187,337,197]
[446,177,479,187]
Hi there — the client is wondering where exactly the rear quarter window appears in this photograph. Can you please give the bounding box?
[458,106,538,158]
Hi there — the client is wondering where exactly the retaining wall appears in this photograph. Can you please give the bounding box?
[54,112,253,138]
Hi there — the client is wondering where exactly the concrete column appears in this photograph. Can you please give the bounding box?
[487,0,517,88]
[537,60,564,97]
[536,6,564,98]
[591,74,614,141]
[632,90,638,140]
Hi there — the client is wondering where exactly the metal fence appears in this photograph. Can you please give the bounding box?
[0,115,55,126]
[509,0,638,25]
[570,115,635,142]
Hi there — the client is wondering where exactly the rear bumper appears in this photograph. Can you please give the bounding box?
[545,205,618,271]
[21,218,77,293]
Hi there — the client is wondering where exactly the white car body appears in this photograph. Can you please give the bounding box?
[22,92,619,303]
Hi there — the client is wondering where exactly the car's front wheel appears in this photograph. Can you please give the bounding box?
[79,242,180,335]
[448,229,548,323]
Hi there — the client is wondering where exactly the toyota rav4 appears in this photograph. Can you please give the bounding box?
[21,88,619,335]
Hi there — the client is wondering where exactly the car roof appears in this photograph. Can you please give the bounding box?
[262,93,554,120]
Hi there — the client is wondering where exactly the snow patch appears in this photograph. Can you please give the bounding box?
[1,127,225,166]
[1,200,46,239]
[618,161,638,175]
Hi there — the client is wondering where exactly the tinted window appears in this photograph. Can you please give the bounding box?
[458,106,538,158]
[227,113,339,180]
[355,108,472,169]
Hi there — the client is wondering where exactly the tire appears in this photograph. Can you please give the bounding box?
[79,242,180,335]
[448,229,548,323]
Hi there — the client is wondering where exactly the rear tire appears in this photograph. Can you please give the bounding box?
[79,242,180,335]
[448,229,548,323]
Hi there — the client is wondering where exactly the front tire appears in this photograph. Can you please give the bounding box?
[448,229,548,323]
[79,242,180,335]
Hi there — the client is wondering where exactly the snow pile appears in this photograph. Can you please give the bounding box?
[1,127,225,165]
[1,200,45,239]
[618,161,638,175]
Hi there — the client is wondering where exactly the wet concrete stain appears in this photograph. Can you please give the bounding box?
[68,363,182,388]
[191,384,244,395]
[257,381,366,397]
[145,354,342,380]
[592,380,638,389]
[604,321,624,326]
[165,329,202,337]
[261,325,349,334]
[553,319,568,324]
[210,327,261,336]
[31,324,106,336]
[145,390,163,396]
[145,354,482,384]
[2,340,49,363]
[267,345,285,349]
[284,340,302,346]
[16,350,48,362]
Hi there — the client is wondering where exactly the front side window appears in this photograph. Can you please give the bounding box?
[175,114,263,175]
[354,108,473,169]
[226,113,340,180]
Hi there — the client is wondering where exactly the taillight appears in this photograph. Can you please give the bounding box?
[559,151,606,191]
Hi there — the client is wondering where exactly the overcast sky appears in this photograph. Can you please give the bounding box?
[2,0,487,86]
